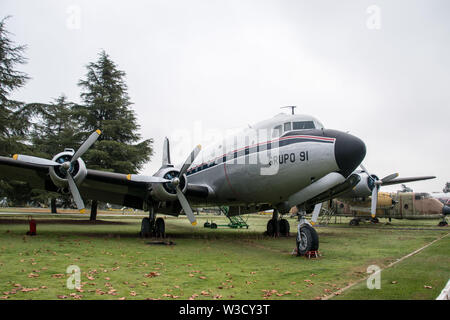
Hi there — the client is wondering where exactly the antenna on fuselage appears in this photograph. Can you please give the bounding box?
[281,106,297,115]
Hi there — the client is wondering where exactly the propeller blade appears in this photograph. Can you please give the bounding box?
[311,202,323,225]
[71,129,101,163]
[126,174,170,183]
[380,176,436,186]
[370,186,379,218]
[13,154,59,166]
[175,186,197,225]
[162,137,171,167]
[66,173,86,213]
[179,144,202,177]
[379,173,399,184]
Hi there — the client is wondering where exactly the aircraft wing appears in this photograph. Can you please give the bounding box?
[380,176,436,186]
[0,156,210,210]
[0,156,56,191]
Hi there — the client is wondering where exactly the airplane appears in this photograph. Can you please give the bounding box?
[325,191,450,227]
[0,112,367,256]
[307,168,436,225]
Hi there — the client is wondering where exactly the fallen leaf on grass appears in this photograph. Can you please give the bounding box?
[144,271,160,278]
[424,285,433,289]
[57,295,68,299]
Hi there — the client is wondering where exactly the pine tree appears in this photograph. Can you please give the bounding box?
[0,16,34,206]
[76,50,153,174]
[27,95,82,208]
[0,16,31,157]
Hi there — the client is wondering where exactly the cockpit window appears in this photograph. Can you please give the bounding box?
[272,125,282,137]
[293,121,315,130]
[284,122,291,132]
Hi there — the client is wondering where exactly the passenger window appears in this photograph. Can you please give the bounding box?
[272,125,282,138]
[284,122,291,132]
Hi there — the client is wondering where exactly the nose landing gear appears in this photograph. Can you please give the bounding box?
[295,213,319,257]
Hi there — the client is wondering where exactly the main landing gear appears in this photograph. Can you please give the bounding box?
[265,209,290,237]
[140,207,166,238]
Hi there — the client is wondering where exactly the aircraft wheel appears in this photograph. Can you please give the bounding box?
[155,217,165,238]
[349,219,360,226]
[371,217,379,224]
[296,224,319,256]
[140,218,151,238]
[211,222,218,229]
[279,219,290,236]
[266,219,275,237]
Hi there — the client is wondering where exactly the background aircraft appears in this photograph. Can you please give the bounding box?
[325,191,449,226]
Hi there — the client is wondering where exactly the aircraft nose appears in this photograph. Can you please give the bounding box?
[323,130,366,177]
[443,205,450,216]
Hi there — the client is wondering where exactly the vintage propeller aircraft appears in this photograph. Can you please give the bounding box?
[308,167,436,225]
[325,191,450,226]
[0,113,368,255]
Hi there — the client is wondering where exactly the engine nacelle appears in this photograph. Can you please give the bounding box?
[150,167,187,201]
[341,172,378,198]
[49,149,87,191]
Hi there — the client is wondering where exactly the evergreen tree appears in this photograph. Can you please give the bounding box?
[76,50,153,174]
[27,95,82,208]
[0,16,34,205]
[29,95,82,157]
[0,16,31,157]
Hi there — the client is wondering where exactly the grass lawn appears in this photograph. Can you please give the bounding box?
[0,212,448,300]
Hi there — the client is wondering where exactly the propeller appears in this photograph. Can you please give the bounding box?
[13,129,102,213]
[127,141,202,226]
[360,164,398,218]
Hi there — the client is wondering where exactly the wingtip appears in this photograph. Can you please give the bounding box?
[12,154,18,160]
[191,221,197,226]
[96,129,102,135]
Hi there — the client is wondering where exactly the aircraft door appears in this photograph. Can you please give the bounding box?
[399,193,414,217]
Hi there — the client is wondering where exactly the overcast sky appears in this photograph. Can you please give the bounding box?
[2,0,449,193]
